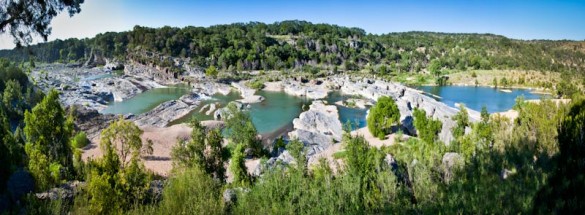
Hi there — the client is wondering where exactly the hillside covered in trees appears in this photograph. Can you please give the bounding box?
[1,20,584,76]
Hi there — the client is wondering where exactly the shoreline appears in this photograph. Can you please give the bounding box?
[418,82,553,95]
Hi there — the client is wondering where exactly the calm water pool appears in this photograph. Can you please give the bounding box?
[102,86,369,134]
[418,86,546,112]
[101,86,191,115]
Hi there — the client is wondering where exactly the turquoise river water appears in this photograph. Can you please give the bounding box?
[418,86,546,113]
[100,86,368,135]
[100,85,545,135]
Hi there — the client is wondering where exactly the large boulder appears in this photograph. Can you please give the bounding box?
[214,101,244,120]
[252,150,295,177]
[442,152,464,183]
[288,101,343,155]
[133,99,200,127]
[67,105,117,140]
[232,81,265,104]
[104,60,124,71]
[35,181,86,201]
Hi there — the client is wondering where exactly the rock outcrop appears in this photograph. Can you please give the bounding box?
[214,101,244,120]
[232,81,264,103]
[329,76,480,143]
[288,101,343,156]
[283,79,328,99]
[252,150,295,177]
[67,105,117,140]
[133,93,203,127]
[442,152,463,182]
[35,181,86,201]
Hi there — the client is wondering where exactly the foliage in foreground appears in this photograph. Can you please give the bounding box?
[130,167,224,215]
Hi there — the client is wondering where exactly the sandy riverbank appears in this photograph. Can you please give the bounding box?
[82,121,226,176]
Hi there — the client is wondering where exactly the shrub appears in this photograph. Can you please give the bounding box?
[367,96,400,140]
[247,79,265,90]
[71,131,89,149]
[413,108,443,143]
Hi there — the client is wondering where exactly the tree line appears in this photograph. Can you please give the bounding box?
[1,20,584,76]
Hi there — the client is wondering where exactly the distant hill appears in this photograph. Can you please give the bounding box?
[1,20,584,74]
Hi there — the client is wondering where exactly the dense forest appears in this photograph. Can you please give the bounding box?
[1,20,585,75]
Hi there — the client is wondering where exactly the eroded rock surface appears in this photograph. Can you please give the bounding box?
[133,93,204,127]
[67,105,117,140]
[232,81,264,103]
[288,101,343,156]
[329,76,480,143]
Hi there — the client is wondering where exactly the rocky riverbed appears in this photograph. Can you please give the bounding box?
[326,76,480,144]
[34,62,482,177]
[31,64,165,111]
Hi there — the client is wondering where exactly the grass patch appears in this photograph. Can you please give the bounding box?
[332,151,347,159]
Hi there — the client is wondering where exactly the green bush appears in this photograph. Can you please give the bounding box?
[247,79,265,90]
[71,131,89,149]
[413,108,443,143]
[367,96,400,140]
[130,167,224,215]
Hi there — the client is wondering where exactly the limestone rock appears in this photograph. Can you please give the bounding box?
[329,76,480,143]
[283,80,328,99]
[232,81,265,104]
[288,101,343,156]
[223,189,237,205]
[252,151,295,177]
[442,152,464,182]
[67,105,117,140]
[133,99,200,127]
[35,181,86,201]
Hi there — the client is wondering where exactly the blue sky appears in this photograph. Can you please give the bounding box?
[1,0,584,49]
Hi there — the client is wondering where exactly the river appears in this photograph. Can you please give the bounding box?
[418,86,547,112]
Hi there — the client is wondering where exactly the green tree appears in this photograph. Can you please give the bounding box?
[0,0,84,47]
[500,77,509,88]
[413,108,443,143]
[534,99,585,214]
[205,65,219,78]
[172,118,226,182]
[378,65,388,76]
[129,167,224,215]
[100,117,146,170]
[452,105,470,138]
[286,139,307,172]
[229,143,250,186]
[71,131,89,149]
[224,103,262,156]
[367,96,400,139]
[24,89,74,189]
[0,109,19,192]
[3,79,24,117]
[87,117,151,214]
[428,59,442,77]
[493,77,498,88]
